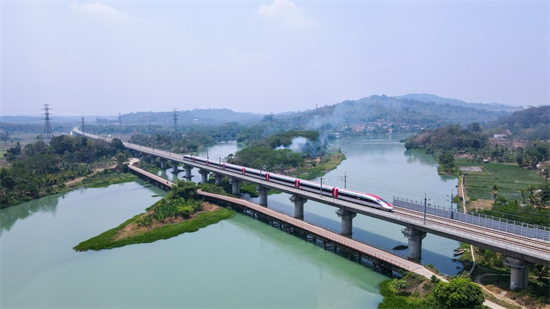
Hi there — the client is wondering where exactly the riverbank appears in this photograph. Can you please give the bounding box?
[293,150,346,180]
[74,205,234,251]
[74,179,235,251]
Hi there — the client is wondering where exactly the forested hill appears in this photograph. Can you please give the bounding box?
[274,95,519,130]
[122,109,263,126]
[486,105,550,140]
[395,94,521,112]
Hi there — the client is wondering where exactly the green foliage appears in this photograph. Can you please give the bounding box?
[457,160,546,201]
[229,147,304,171]
[438,151,457,174]
[433,277,484,309]
[197,182,230,196]
[0,135,126,208]
[392,279,409,292]
[74,208,234,251]
[405,124,488,154]
[167,180,199,200]
[488,106,550,140]
[476,192,550,227]
[378,274,434,309]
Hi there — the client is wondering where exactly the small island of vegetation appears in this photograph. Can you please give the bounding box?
[227,130,345,180]
[74,180,234,251]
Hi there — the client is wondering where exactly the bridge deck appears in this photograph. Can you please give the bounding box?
[128,160,422,271]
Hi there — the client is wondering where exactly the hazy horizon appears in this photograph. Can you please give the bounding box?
[2,1,548,116]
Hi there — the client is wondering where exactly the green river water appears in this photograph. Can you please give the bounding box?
[1,135,461,308]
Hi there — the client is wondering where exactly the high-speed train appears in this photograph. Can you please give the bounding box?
[183,155,393,211]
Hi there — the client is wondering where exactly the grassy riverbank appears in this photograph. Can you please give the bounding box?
[74,207,234,251]
[74,180,235,251]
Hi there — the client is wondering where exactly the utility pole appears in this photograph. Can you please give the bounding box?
[339,172,347,188]
[320,177,325,195]
[43,104,53,143]
[450,190,454,220]
[423,193,427,224]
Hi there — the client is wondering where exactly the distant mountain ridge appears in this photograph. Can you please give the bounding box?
[395,94,522,112]
[122,108,263,125]
[273,94,520,131]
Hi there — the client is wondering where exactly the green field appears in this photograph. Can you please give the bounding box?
[456,159,545,200]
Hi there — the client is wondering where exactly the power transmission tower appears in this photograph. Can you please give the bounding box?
[81,116,85,134]
[118,112,122,125]
[173,108,178,137]
[43,104,53,143]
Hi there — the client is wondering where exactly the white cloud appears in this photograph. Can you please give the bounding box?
[257,0,314,28]
[69,2,131,23]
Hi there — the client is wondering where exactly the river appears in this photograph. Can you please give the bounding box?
[0,135,461,307]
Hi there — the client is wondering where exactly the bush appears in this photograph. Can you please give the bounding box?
[392,279,409,292]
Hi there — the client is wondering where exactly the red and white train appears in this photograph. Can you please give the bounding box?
[183,155,393,211]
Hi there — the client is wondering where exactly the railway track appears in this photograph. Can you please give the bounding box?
[395,207,550,253]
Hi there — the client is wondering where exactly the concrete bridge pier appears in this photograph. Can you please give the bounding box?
[290,195,307,219]
[160,158,167,169]
[256,185,270,206]
[336,208,357,237]
[214,173,223,186]
[171,161,179,174]
[504,257,530,290]
[229,177,241,195]
[402,227,427,261]
[184,165,193,179]
[149,155,156,164]
[198,169,209,183]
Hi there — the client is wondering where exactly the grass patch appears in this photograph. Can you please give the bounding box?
[456,160,545,200]
[74,208,234,251]
[78,170,137,189]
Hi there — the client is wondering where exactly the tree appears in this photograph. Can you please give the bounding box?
[438,151,456,174]
[433,277,484,309]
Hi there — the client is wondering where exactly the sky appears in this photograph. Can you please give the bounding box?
[1,0,549,116]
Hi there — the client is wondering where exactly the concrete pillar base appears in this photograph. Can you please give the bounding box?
[171,161,178,174]
[230,177,241,195]
[198,169,209,183]
[184,165,192,179]
[257,185,270,206]
[214,173,223,186]
[290,195,307,219]
[160,159,166,169]
[336,208,357,237]
[149,156,156,164]
[504,257,530,290]
[402,227,427,261]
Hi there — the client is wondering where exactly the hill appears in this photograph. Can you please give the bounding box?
[487,106,550,140]
[273,95,517,133]
[122,109,262,126]
[395,94,522,112]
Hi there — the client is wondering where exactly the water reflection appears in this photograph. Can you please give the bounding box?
[0,192,65,235]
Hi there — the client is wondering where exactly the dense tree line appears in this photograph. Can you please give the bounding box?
[404,123,487,154]
[487,106,550,140]
[228,130,324,172]
[0,135,127,208]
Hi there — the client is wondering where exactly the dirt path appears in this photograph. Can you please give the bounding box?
[64,165,116,187]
